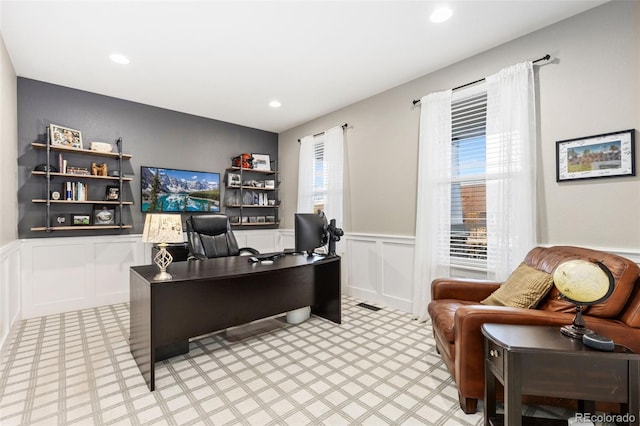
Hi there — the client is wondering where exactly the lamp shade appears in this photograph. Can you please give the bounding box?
[142,214,184,244]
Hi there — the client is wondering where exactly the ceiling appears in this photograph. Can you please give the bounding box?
[1,1,608,133]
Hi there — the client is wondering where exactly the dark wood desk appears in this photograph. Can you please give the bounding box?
[130,254,341,391]
[482,324,640,426]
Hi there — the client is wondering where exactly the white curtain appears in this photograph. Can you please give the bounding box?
[297,135,315,213]
[322,126,344,226]
[485,61,537,281]
[412,90,452,321]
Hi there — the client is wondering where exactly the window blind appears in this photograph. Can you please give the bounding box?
[450,93,487,266]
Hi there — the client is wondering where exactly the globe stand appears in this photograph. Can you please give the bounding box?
[560,304,594,339]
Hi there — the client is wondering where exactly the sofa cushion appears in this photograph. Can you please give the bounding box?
[480,262,554,309]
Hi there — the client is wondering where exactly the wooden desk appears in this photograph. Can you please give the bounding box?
[482,324,639,426]
[130,254,341,391]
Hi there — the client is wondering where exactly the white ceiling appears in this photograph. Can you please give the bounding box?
[1,1,608,133]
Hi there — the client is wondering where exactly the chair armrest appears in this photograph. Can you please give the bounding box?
[431,278,501,302]
[239,247,259,255]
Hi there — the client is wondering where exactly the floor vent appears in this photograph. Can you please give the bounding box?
[356,302,382,312]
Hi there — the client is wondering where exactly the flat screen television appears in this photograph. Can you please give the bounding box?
[295,212,328,256]
[141,166,220,212]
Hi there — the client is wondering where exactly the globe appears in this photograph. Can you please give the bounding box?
[552,259,614,338]
[553,259,613,304]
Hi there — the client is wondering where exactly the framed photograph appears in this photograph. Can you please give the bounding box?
[227,173,241,187]
[251,153,271,171]
[51,213,69,227]
[556,129,635,182]
[50,124,83,149]
[72,214,91,226]
[256,216,266,223]
[264,179,275,189]
[106,185,120,201]
[94,206,115,225]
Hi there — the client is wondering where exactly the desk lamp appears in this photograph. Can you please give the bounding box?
[142,213,184,280]
[552,259,614,338]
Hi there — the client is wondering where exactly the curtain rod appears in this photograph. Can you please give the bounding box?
[297,123,348,142]
[411,54,551,106]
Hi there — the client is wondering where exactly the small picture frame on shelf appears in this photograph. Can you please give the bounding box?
[241,216,249,224]
[227,173,241,187]
[51,214,69,227]
[266,215,275,223]
[229,216,240,224]
[106,185,120,201]
[248,216,258,223]
[50,124,83,149]
[251,154,271,171]
[257,216,266,223]
[71,214,91,226]
[264,180,275,189]
[93,206,115,225]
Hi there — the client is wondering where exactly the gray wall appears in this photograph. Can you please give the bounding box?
[278,1,640,250]
[0,34,17,246]
[17,78,278,238]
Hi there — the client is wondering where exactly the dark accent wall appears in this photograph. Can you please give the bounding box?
[17,78,278,238]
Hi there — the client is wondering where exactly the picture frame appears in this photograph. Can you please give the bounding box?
[227,173,241,187]
[251,153,271,171]
[556,129,635,182]
[93,206,115,225]
[50,124,83,149]
[71,214,91,226]
[264,179,275,189]
[106,185,120,201]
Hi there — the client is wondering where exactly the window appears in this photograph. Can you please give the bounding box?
[311,135,326,214]
[450,91,487,267]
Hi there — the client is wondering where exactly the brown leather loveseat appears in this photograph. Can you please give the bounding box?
[427,246,640,414]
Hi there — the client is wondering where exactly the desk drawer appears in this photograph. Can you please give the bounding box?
[487,340,504,376]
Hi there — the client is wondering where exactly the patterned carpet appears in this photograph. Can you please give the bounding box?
[0,296,570,425]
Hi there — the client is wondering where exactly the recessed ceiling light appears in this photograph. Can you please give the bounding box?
[430,6,453,23]
[109,53,130,65]
[269,100,282,108]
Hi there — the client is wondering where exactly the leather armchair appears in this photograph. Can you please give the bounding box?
[186,214,258,260]
[427,246,640,414]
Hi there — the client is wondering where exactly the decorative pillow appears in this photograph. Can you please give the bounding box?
[480,262,554,309]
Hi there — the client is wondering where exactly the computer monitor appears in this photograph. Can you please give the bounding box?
[294,212,328,256]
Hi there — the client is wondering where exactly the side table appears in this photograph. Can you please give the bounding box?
[482,323,639,426]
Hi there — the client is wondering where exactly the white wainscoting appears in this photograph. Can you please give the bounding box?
[20,235,147,319]
[343,233,415,313]
[18,230,281,320]
[9,233,640,325]
[1,240,22,356]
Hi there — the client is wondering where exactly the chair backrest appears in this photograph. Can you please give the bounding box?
[525,246,640,320]
[186,215,241,259]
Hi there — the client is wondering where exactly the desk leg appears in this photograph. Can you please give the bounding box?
[484,359,497,425]
[504,352,522,426]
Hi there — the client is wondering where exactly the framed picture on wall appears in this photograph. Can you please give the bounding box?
[556,129,635,182]
[49,124,83,149]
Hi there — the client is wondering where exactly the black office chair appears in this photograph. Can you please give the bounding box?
[186,214,258,260]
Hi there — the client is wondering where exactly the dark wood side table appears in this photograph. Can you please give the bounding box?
[482,324,640,426]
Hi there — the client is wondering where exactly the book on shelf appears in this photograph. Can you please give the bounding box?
[63,181,89,201]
